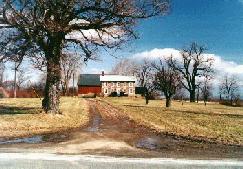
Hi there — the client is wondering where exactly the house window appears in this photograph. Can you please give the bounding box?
[129,82,133,87]
[129,88,133,94]
[117,82,120,87]
[104,88,108,94]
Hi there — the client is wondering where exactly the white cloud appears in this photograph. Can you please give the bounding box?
[131,48,243,86]
[83,67,107,74]
[212,55,243,76]
[132,48,181,60]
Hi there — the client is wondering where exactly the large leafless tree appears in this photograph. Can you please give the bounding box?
[0,0,169,113]
[152,60,181,107]
[167,42,214,102]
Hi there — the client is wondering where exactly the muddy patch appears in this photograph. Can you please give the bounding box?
[84,106,102,132]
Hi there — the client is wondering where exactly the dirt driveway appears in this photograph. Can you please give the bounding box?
[0,99,243,159]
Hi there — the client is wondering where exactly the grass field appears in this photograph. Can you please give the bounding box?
[0,97,89,138]
[104,97,243,145]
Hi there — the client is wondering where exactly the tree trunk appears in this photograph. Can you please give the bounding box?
[165,97,172,107]
[65,82,69,96]
[204,96,208,106]
[144,88,149,104]
[196,88,199,103]
[181,96,184,105]
[61,81,68,96]
[42,37,63,113]
[145,96,149,104]
[72,73,75,97]
[42,58,62,114]
[42,33,64,114]
[190,90,196,102]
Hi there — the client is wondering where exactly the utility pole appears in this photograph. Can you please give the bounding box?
[13,62,17,98]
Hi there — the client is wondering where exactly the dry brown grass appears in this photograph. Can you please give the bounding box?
[0,97,89,138]
[104,97,243,145]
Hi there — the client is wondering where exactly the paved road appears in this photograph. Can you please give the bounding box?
[0,153,242,169]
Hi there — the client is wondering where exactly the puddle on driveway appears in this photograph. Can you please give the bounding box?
[84,106,102,132]
[85,101,167,151]
[136,136,162,150]
[0,136,43,144]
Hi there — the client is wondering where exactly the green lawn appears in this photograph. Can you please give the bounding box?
[0,97,89,138]
[103,97,243,145]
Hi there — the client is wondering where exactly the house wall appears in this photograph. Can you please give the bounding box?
[78,86,101,95]
[101,81,135,96]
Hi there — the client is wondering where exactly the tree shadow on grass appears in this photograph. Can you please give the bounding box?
[0,105,41,115]
[123,104,147,108]
[123,104,163,108]
[176,109,243,119]
[123,104,243,119]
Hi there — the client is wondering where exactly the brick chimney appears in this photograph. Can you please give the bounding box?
[101,71,105,76]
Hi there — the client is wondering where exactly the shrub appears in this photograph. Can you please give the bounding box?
[109,92,118,97]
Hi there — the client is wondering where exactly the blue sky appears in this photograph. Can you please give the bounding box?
[84,0,243,73]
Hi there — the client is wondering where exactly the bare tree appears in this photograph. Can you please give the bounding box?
[152,60,181,107]
[219,74,240,106]
[200,76,212,106]
[110,58,139,76]
[167,42,214,102]
[17,67,30,90]
[26,74,46,99]
[0,0,170,113]
[173,87,187,104]
[61,53,81,96]
[136,60,154,104]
